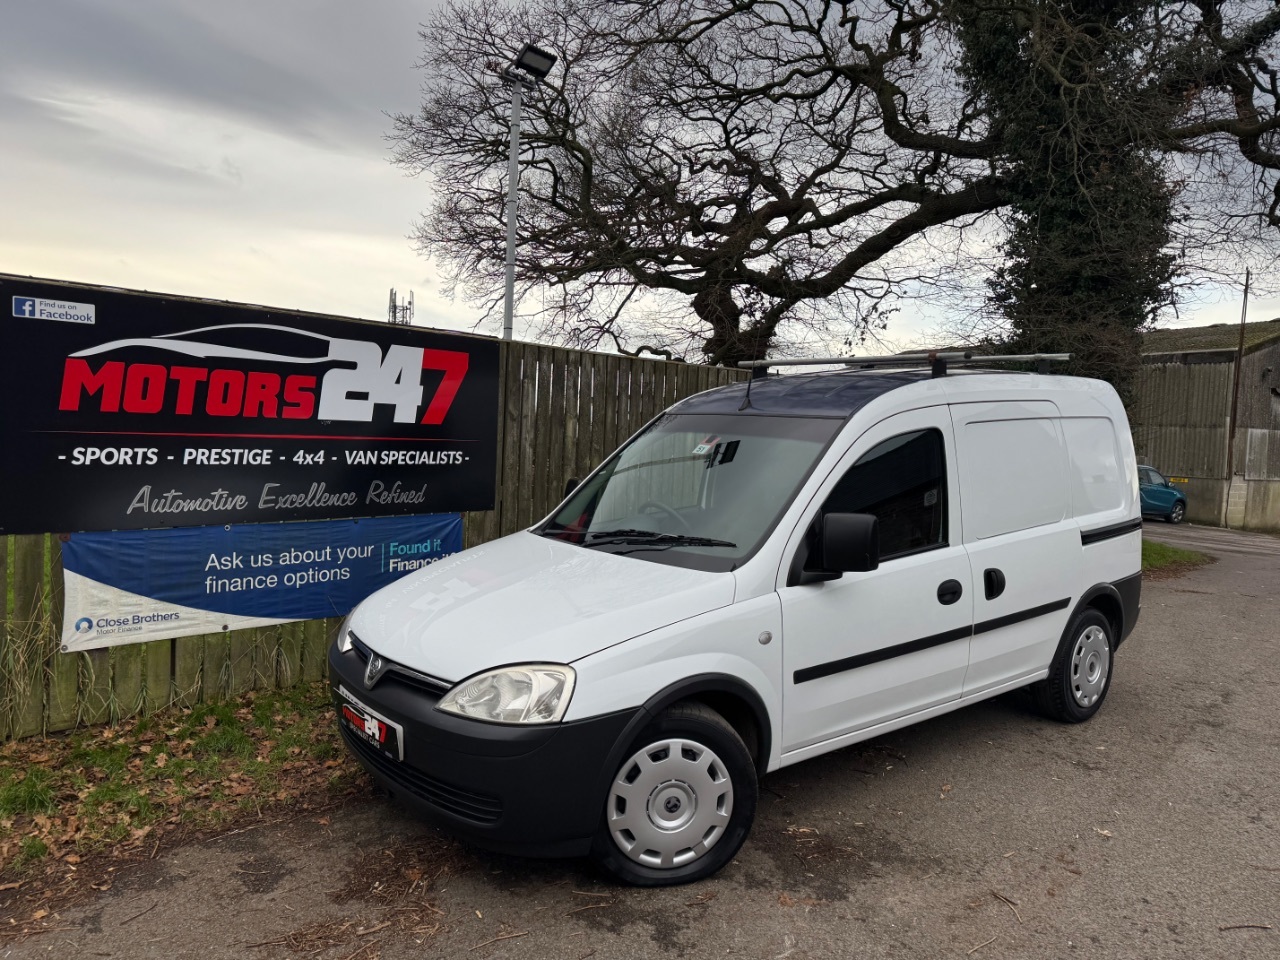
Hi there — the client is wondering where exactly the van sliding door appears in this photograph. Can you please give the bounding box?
[948,402,1080,695]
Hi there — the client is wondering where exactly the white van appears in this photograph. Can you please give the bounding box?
[330,359,1142,886]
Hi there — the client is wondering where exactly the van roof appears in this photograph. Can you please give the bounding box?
[671,368,937,418]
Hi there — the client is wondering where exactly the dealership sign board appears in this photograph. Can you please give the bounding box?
[61,514,462,650]
[0,276,498,534]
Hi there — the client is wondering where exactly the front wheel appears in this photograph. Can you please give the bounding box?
[592,702,757,886]
[1032,608,1114,723]
[1169,501,1185,524]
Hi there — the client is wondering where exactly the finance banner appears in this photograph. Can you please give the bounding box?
[0,275,498,534]
[61,514,462,650]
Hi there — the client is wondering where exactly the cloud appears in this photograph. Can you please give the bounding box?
[0,0,494,336]
[0,0,421,148]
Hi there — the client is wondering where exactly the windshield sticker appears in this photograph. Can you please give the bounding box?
[692,435,721,455]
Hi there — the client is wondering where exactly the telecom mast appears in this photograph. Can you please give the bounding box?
[387,288,414,325]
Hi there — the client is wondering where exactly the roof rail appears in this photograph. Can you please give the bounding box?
[736,352,1072,379]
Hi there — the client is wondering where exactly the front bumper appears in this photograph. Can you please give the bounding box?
[329,640,637,858]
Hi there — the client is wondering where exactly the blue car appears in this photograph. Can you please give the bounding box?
[1138,465,1187,524]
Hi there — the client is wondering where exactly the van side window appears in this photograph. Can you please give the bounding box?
[823,429,947,560]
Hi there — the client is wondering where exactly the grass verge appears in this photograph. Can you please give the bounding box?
[1,681,360,910]
[1142,539,1214,579]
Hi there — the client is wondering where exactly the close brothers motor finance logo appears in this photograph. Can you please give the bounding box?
[74,617,94,635]
[55,324,469,426]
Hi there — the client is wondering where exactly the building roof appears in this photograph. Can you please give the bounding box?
[1142,318,1280,354]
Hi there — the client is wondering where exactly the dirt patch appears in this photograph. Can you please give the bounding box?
[243,830,470,956]
[0,798,365,945]
[1144,554,1216,581]
[235,853,292,894]
[0,681,368,943]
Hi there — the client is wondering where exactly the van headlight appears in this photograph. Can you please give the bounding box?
[337,615,355,653]
[437,665,576,724]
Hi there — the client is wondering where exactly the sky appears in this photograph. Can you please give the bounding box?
[0,0,483,333]
[0,0,1275,350]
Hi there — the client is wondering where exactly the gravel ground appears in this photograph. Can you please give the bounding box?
[5,524,1278,960]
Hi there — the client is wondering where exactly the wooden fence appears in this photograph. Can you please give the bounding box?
[0,342,744,740]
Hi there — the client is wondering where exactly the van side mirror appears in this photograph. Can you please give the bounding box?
[822,513,879,573]
[562,477,581,500]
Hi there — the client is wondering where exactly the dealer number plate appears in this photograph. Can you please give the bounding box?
[337,685,404,761]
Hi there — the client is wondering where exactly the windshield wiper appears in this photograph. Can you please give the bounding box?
[583,529,737,549]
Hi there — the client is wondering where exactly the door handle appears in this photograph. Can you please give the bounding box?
[937,579,963,605]
[984,568,1006,600]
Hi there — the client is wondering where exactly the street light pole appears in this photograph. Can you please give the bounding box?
[498,43,557,342]
[501,74,527,341]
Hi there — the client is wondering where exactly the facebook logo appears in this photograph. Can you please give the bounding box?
[10,295,95,323]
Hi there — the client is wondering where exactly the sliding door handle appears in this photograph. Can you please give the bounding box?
[984,568,1007,600]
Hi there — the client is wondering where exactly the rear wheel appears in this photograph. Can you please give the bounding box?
[592,701,757,886]
[1169,501,1185,524]
[1033,608,1114,723]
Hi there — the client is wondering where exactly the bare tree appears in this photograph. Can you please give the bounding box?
[391,0,1280,367]
[392,0,1010,362]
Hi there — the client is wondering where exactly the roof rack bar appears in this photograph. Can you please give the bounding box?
[736,356,867,369]
[737,352,1071,378]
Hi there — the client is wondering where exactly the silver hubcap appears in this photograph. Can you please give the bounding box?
[1071,625,1111,707]
[1171,504,1184,521]
[608,737,733,869]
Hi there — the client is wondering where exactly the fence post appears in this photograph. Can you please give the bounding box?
[10,535,49,737]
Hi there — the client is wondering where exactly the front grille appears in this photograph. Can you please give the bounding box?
[341,725,504,825]
[349,631,451,695]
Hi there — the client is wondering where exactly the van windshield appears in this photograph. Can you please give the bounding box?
[535,413,841,572]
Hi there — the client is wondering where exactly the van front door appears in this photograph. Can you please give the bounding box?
[778,408,973,758]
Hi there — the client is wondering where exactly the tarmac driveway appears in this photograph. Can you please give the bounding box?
[5,526,1279,960]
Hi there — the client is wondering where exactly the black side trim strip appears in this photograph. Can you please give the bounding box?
[1080,518,1142,546]
[794,597,1075,685]
[793,625,972,685]
[974,598,1070,635]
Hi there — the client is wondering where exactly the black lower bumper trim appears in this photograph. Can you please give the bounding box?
[330,638,638,859]
[340,726,503,824]
[1114,571,1142,643]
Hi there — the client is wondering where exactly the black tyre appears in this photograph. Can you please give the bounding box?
[591,701,757,886]
[1033,608,1114,723]
[1169,501,1185,524]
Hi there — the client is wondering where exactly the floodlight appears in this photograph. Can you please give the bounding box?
[515,43,557,80]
